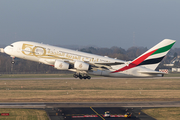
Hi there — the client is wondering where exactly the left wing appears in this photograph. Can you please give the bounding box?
[39,58,125,70]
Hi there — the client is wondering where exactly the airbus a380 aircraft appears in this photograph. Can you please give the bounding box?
[3,39,175,79]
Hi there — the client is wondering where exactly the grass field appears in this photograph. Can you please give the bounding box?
[0,76,180,102]
[0,109,48,120]
[142,108,180,120]
[0,74,73,78]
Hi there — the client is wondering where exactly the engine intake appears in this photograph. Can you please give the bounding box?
[54,60,69,70]
[74,61,90,71]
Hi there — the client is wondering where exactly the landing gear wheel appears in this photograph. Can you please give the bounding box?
[73,73,91,80]
[73,74,78,78]
[79,75,83,79]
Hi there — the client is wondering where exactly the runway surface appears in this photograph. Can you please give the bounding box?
[0,101,179,120]
[0,101,180,108]
[57,107,155,120]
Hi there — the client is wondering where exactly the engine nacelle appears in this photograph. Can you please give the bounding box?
[54,60,69,70]
[74,61,90,71]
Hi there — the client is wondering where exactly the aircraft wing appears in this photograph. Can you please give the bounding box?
[93,62,125,66]
[39,58,125,70]
[83,61,125,70]
[39,58,56,65]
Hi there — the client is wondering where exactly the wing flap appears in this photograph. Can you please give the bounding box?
[93,62,124,66]
[86,61,125,70]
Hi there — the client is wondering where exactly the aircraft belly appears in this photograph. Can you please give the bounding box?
[88,70,132,77]
[109,72,131,77]
[88,70,102,76]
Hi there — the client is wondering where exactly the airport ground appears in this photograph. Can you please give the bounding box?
[0,73,180,119]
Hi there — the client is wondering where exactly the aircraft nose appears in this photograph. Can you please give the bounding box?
[4,46,10,54]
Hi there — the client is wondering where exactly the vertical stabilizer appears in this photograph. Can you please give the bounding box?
[133,39,175,70]
[111,39,175,73]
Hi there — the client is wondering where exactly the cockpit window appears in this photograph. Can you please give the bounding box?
[10,45,14,47]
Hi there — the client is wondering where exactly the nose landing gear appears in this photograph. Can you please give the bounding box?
[11,57,15,64]
[73,73,91,79]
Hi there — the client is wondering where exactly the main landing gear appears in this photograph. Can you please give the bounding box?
[73,73,91,79]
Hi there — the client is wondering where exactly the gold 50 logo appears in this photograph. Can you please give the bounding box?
[22,43,46,57]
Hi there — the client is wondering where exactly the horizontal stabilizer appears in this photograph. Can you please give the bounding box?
[139,70,168,74]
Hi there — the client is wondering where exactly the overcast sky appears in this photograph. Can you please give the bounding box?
[0,0,179,49]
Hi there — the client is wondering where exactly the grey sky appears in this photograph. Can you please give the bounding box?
[0,0,179,49]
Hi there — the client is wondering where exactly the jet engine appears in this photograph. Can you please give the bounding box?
[74,61,90,71]
[54,60,69,70]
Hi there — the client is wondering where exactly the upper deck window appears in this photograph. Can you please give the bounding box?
[10,45,14,47]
